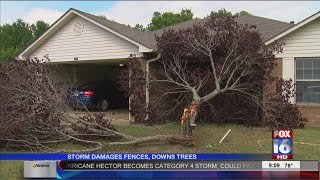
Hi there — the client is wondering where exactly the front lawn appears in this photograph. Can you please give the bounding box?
[1,123,319,179]
[112,123,320,159]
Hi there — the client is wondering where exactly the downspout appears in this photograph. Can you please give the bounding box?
[129,65,132,123]
[144,53,161,121]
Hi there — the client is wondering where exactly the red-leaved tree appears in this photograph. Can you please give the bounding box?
[118,15,307,138]
[152,15,300,137]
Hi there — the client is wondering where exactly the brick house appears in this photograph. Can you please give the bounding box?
[18,9,319,126]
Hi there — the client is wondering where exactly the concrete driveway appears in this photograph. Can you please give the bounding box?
[69,108,131,125]
[68,108,164,129]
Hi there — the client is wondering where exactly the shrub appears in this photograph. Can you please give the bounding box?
[0,58,68,150]
[264,78,307,129]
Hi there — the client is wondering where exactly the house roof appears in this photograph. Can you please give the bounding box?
[265,11,320,45]
[19,8,298,59]
[72,9,158,49]
[73,10,295,49]
[153,15,294,42]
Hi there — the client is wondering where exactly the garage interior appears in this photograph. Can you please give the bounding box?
[55,61,130,122]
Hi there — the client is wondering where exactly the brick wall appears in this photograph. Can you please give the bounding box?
[136,57,146,73]
[263,58,283,102]
[297,104,320,127]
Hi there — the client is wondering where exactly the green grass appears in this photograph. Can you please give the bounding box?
[0,161,23,180]
[1,123,320,179]
[113,123,320,159]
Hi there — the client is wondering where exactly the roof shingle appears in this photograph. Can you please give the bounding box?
[74,9,294,50]
[153,15,294,42]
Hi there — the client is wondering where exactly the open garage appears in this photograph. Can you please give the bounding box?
[57,61,128,110]
[53,61,130,123]
[18,9,156,123]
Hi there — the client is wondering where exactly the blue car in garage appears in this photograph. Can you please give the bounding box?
[68,80,127,111]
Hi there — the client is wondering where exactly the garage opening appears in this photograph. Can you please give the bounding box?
[56,62,129,120]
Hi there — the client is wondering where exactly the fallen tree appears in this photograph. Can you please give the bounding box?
[154,15,306,136]
[0,57,191,152]
[118,15,306,137]
[156,15,278,137]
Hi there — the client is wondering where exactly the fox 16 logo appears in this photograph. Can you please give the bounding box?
[272,130,293,159]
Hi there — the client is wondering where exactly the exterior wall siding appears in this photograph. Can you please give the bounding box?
[275,18,320,58]
[275,17,320,127]
[28,16,142,62]
[282,57,295,103]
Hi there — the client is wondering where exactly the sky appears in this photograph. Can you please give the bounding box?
[1,1,319,26]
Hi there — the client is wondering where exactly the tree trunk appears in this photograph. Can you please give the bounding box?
[181,100,200,138]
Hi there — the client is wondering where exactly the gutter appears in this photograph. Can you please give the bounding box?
[144,53,161,121]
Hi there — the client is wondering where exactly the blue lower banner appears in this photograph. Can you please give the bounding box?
[1,153,269,160]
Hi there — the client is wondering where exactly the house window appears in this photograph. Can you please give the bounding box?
[295,57,320,104]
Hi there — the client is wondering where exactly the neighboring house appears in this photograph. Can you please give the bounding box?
[18,8,319,126]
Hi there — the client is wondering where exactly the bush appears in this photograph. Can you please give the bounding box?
[0,58,68,150]
[264,78,307,129]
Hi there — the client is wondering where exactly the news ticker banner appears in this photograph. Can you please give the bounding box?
[0,153,270,160]
[23,160,319,179]
[57,160,318,171]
